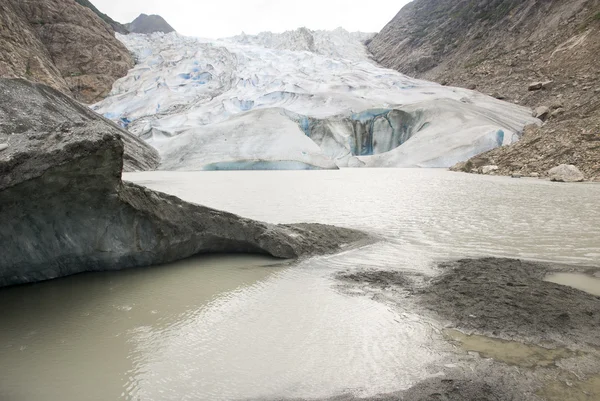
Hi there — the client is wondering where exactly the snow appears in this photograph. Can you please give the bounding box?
[92,29,539,171]
[227,27,375,61]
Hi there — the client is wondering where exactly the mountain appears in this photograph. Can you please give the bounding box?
[74,0,129,34]
[126,14,175,34]
[368,0,600,180]
[0,0,134,103]
[92,31,536,171]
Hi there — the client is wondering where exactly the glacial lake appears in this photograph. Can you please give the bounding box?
[1,169,599,401]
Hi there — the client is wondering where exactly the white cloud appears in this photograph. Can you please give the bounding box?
[90,0,410,38]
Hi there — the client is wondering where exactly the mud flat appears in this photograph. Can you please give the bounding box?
[334,258,600,401]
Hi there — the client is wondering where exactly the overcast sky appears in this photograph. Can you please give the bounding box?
[91,0,411,38]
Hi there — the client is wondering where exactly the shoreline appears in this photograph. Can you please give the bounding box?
[331,257,600,401]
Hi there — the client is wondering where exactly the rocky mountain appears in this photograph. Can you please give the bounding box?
[0,0,133,103]
[369,0,600,180]
[126,14,175,34]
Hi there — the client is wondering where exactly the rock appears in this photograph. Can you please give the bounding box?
[548,164,585,182]
[0,78,369,287]
[450,156,492,173]
[469,155,492,169]
[528,82,543,91]
[0,0,134,103]
[481,165,499,174]
[534,106,550,120]
[0,78,158,171]
[550,108,565,118]
[0,143,7,152]
[126,13,175,34]
[467,83,477,90]
[450,161,468,172]
[541,80,554,90]
[529,172,540,178]
[492,92,506,100]
[511,173,522,178]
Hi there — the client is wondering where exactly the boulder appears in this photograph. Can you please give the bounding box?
[548,164,585,182]
[529,80,553,91]
[0,79,369,287]
[0,143,7,152]
[550,108,565,118]
[534,106,550,120]
[541,80,554,90]
[528,82,543,91]
[481,165,499,174]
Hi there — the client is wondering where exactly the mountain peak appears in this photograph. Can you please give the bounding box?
[126,13,175,34]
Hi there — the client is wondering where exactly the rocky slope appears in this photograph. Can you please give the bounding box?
[0,78,158,172]
[0,78,368,287]
[0,0,134,103]
[126,14,175,34]
[369,0,600,180]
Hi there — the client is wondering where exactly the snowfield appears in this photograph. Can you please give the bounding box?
[93,29,538,170]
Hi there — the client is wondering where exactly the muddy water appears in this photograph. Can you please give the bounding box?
[1,169,600,400]
[545,272,600,296]
[444,329,576,368]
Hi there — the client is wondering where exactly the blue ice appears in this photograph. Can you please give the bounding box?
[496,130,505,146]
[203,160,328,171]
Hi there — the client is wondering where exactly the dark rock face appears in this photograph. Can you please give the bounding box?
[126,14,175,34]
[0,78,159,172]
[0,0,134,103]
[0,78,368,287]
[369,0,600,180]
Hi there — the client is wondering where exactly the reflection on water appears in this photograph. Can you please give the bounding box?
[545,272,600,297]
[0,255,281,401]
[1,169,600,400]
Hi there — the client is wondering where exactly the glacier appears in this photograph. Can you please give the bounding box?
[92,29,539,170]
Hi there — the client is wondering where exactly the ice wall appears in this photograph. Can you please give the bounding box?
[92,31,539,170]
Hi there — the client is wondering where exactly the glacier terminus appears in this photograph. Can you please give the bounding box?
[93,29,539,170]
